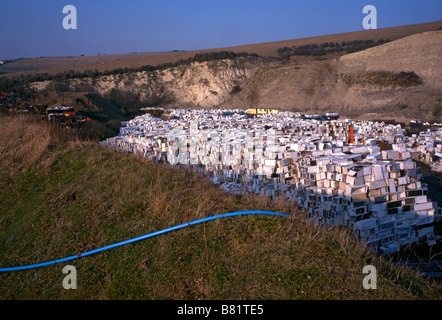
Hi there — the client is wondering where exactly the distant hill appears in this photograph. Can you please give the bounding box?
[1,20,441,78]
[0,53,160,75]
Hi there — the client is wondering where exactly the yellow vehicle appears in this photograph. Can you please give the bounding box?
[246,107,280,116]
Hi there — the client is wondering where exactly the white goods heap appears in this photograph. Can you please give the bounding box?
[101,109,441,255]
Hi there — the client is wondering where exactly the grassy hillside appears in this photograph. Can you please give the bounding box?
[0,115,441,300]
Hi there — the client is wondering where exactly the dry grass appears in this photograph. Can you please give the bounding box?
[0,115,79,174]
[0,115,51,173]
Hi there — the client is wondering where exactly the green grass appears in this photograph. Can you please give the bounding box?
[0,116,441,300]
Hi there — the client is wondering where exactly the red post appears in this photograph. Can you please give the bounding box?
[347,125,354,144]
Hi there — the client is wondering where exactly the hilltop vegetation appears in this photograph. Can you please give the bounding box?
[0,115,441,299]
[277,38,391,60]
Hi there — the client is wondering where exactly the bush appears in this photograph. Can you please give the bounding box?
[432,104,442,117]
[277,38,390,60]
[230,85,242,94]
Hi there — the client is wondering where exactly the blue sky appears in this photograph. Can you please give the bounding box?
[0,0,441,59]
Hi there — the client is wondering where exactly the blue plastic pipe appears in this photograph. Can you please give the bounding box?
[0,210,290,272]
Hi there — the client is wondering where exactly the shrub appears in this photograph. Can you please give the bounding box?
[432,104,442,117]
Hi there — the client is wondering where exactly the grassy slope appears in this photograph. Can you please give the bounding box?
[0,116,441,300]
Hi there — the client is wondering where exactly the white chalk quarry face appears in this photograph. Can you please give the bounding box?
[27,58,257,109]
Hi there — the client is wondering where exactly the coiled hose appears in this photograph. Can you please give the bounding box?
[0,210,290,272]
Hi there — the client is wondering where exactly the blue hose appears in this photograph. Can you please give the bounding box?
[0,210,290,272]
